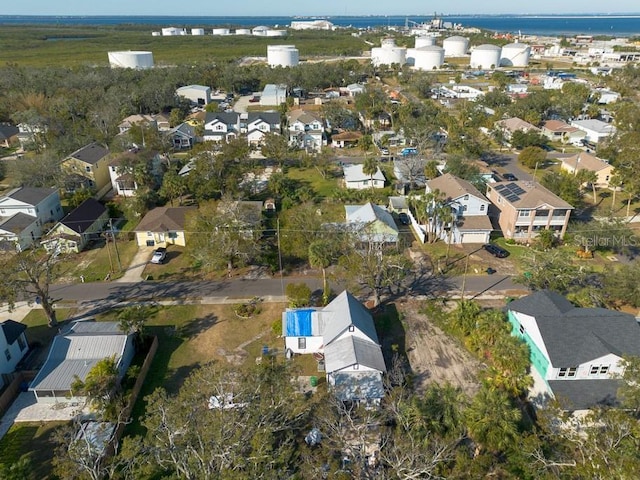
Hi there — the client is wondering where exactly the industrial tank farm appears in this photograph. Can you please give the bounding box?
[415,36,436,48]
[470,44,502,69]
[412,46,445,70]
[371,39,407,67]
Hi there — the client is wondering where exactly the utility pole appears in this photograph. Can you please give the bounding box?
[460,253,470,301]
[105,231,114,274]
[110,218,122,272]
[276,218,285,297]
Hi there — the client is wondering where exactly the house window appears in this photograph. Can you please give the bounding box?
[463,205,467,212]
[298,337,306,349]
[519,324,525,335]
[147,232,153,237]
[590,365,610,375]
[353,363,359,370]
[168,232,178,239]
[4,349,10,361]
[348,325,355,332]
[17,335,26,351]
[519,210,531,217]
[464,194,469,200]
[480,204,485,211]
[558,367,577,378]
[85,166,91,172]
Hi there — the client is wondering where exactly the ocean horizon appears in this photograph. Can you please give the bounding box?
[1,14,640,37]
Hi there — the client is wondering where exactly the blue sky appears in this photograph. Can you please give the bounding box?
[3,1,640,16]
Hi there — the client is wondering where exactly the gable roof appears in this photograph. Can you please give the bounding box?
[497,117,540,133]
[248,112,280,125]
[0,212,38,234]
[134,206,196,232]
[345,202,397,231]
[321,291,380,346]
[427,173,487,202]
[0,124,19,140]
[288,109,322,125]
[548,379,621,411]
[542,120,580,134]
[204,111,239,125]
[509,291,640,366]
[571,119,616,135]
[67,143,110,165]
[324,335,386,373]
[59,199,107,234]
[490,181,574,209]
[1,319,26,345]
[562,152,611,173]
[29,321,130,392]
[6,187,57,206]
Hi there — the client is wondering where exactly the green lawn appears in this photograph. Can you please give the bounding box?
[21,308,74,349]
[141,245,203,281]
[286,165,342,198]
[0,421,66,479]
[55,239,139,282]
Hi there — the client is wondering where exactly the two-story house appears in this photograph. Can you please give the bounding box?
[245,112,281,145]
[0,187,63,251]
[486,180,573,242]
[41,199,109,254]
[61,143,112,197]
[108,151,165,198]
[424,173,493,244]
[508,290,640,411]
[287,109,325,152]
[560,152,614,189]
[0,320,28,388]
[282,291,386,405]
[203,112,241,143]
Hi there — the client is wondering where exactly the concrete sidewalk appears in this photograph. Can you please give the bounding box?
[0,302,41,323]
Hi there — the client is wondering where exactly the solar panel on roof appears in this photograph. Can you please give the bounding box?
[494,184,507,192]
[506,194,519,202]
[512,186,526,195]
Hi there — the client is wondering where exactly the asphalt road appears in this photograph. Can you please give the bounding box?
[48,273,523,307]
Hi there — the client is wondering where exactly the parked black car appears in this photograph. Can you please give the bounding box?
[398,212,410,225]
[502,173,518,181]
[483,243,509,258]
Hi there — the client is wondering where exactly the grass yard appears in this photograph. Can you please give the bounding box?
[0,421,66,479]
[286,165,342,198]
[141,245,204,281]
[91,302,286,437]
[55,238,139,283]
[21,308,74,349]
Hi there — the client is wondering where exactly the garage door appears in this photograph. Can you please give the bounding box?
[461,232,488,244]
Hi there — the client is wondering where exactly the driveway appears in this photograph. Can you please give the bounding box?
[115,246,154,283]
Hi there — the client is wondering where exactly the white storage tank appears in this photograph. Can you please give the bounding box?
[500,42,531,67]
[413,45,445,70]
[191,28,205,36]
[371,39,406,67]
[151,31,161,37]
[415,36,436,48]
[470,44,502,69]
[108,51,154,69]
[236,28,252,35]
[252,26,269,36]
[267,45,299,67]
[266,29,287,37]
[443,36,469,56]
[212,28,230,36]
[161,27,184,36]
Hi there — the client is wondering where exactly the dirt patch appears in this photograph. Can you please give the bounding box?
[399,300,482,397]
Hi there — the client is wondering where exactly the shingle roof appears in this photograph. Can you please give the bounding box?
[59,199,107,235]
[248,112,280,125]
[204,111,239,124]
[457,215,493,231]
[509,291,640,366]
[548,379,622,410]
[134,206,196,232]
[427,172,487,202]
[6,187,56,206]
[288,109,321,125]
[68,143,110,165]
[0,124,19,140]
[562,152,611,173]
[0,212,37,234]
[321,291,380,346]
[542,120,579,133]
[324,336,386,373]
[497,117,540,133]
[1,319,26,345]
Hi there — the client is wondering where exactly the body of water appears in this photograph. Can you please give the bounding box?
[0,14,639,37]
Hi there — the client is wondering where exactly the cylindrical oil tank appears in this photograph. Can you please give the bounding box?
[500,43,531,67]
[267,45,299,67]
[266,29,288,37]
[371,39,406,67]
[191,28,205,36]
[161,27,181,36]
[406,48,417,66]
[415,36,436,48]
[470,44,502,69]
[252,26,269,36]
[443,36,469,56]
[413,45,445,70]
[151,31,161,37]
[212,28,230,36]
[235,28,252,35]
[108,51,154,69]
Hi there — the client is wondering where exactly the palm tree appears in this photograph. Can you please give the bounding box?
[362,155,379,192]
[308,240,334,305]
[610,170,623,211]
[577,169,599,202]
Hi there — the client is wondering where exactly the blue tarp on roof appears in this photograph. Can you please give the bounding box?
[286,309,314,336]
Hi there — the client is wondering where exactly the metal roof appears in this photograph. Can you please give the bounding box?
[324,336,386,373]
[321,291,380,346]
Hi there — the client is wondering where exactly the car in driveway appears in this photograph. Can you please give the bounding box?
[482,243,509,258]
[249,95,260,103]
[502,173,518,181]
[150,247,167,264]
[398,212,410,225]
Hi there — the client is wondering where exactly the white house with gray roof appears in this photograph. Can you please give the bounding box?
[0,187,63,251]
[0,320,28,388]
[507,290,640,411]
[570,119,616,144]
[282,291,386,404]
[343,164,386,190]
[29,321,134,404]
[345,202,399,245]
